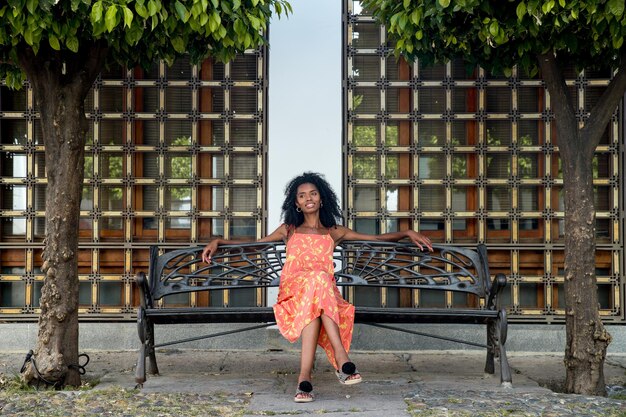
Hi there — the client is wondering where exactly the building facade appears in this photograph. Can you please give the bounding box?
[0,1,624,324]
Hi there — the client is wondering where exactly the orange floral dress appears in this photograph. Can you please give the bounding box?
[273,231,355,369]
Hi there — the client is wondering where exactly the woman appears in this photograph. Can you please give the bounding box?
[202,172,432,403]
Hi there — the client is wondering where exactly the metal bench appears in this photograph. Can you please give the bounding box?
[135,241,512,387]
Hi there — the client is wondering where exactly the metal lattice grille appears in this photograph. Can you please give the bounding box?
[344,1,624,321]
[0,50,267,320]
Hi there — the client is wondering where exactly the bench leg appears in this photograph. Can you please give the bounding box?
[135,307,147,386]
[146,320,159,376]
[496,309,513,388]
[496,308,512,387]
[484,320,496,375]
[485,310,512,387]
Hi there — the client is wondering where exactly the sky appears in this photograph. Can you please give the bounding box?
[267,0,342,232]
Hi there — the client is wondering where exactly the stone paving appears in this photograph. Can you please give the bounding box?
[0,350,625,416]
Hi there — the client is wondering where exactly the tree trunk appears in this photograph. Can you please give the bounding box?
[21,73,88,388]
[17,44,106,387]
[538,52,615,396]
[561,146,610,395]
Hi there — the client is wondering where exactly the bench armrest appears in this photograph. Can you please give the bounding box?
[486,273,507,310]
[135,271,152,309]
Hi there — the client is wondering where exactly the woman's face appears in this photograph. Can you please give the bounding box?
[295,183,321,214]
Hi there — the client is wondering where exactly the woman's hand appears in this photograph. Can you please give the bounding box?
[405,230,433,252]
[201,239,221,263]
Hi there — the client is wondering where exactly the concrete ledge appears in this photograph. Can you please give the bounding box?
[2,322,625,353]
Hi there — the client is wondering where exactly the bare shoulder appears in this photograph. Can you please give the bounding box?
[330,225,350,242]
[278,223,290,238]
[275,223,291,239]
[260,223,289,243]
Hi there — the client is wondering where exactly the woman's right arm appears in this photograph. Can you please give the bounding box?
[201,224,288,263]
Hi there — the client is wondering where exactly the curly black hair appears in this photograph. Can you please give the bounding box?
[281,172,342,228]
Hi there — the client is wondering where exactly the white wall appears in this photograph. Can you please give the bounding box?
[267,0,342,233]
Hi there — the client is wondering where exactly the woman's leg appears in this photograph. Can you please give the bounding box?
[299,317,321,383]
[319,314,350,368]
[320,314,361,383]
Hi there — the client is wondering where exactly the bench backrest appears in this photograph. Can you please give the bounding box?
[147,242,492,302]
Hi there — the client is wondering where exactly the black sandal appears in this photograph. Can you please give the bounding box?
[294,380,314,403]
[335,362,362,385]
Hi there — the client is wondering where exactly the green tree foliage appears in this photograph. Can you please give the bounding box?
[362,0,624,76]
[0,0,291,86]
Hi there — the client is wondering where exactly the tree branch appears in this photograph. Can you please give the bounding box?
[581,48,626,154]
[16,44,61,100]
[79,40,108,97]
[537,51,579,160]
[54,40,108,101]
[15,46,36,77]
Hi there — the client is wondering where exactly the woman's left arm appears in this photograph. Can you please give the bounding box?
[331,226,433,252]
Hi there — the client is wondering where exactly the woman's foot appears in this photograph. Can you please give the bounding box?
[335,361,362,385]
[294,380,314,403]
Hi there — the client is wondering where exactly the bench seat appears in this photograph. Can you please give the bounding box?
[143,306,499,325]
